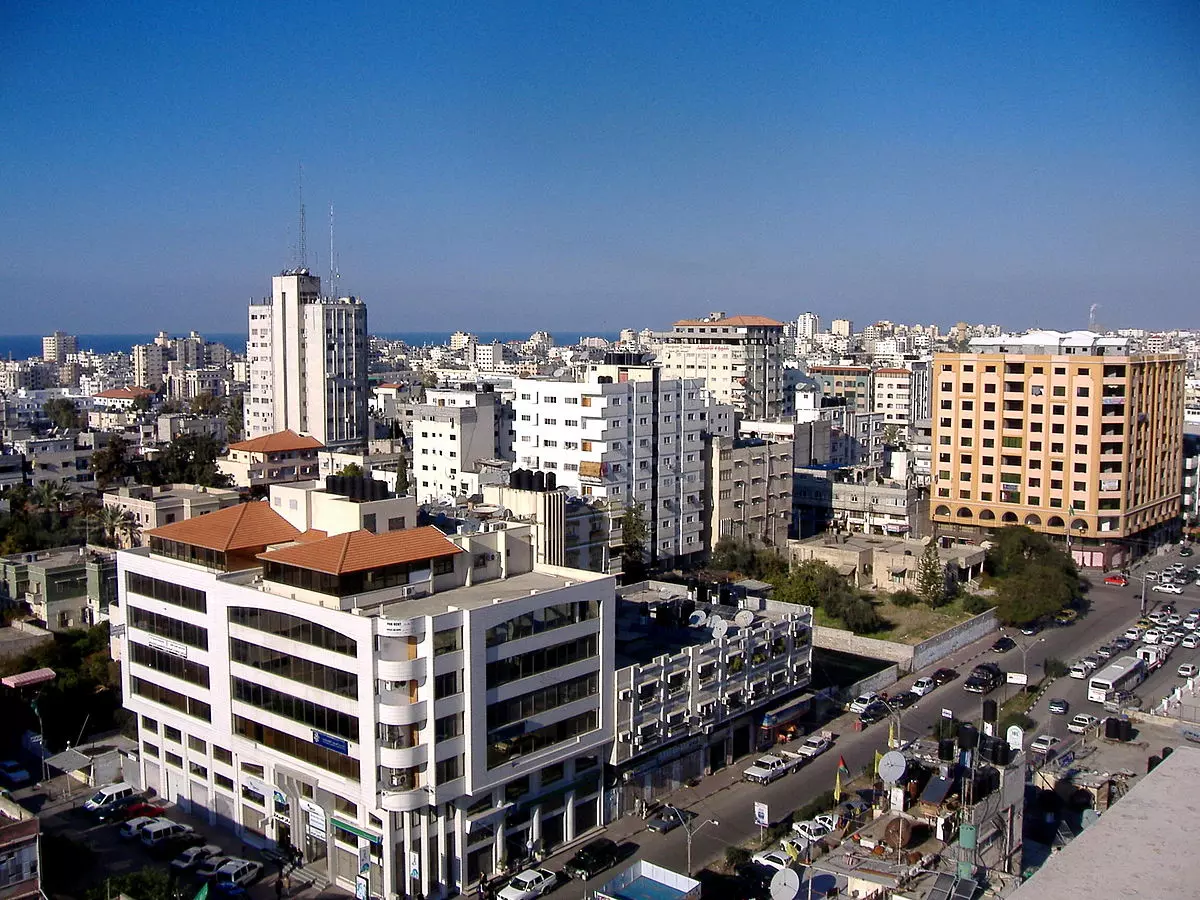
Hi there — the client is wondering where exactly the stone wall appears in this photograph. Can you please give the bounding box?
[812,626,915,666]
[813,608,999,675]
[910,609,998,671]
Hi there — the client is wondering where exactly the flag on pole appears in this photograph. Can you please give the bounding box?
[874,750,884,777]
[888,720,896,749]
[834,768,843,802]
[837,755,850,776]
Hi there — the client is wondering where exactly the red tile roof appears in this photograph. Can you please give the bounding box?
[258,526,461,575]
[227,429,325,453]
[673,315,784,328]
[148,501,301,551]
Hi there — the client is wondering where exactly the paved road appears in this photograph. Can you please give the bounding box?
[546,555,1187,898]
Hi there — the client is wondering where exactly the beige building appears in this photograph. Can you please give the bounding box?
[931,331,1184,568]
[809,365,872,414]
[657,313,785,419]
[871,367,913,431]
[787,534,985,594]
[705,435,793,550]
[104,483,242,546]
[217,429,323,490]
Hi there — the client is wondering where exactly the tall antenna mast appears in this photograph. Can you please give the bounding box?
[330,203,340,298]
[297,163,308,270]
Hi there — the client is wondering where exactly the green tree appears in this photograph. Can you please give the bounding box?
[395,450,409,496]
[915,539,947,607]
[620,502,649,581]
[189,391,220,415]
[151,433,232,488]
[42,398,79,430]
[225,392,245,441]
[91,435,131,489]
[131,393,153,412]
[985,525,1080,624]
[337,462,365,478]
[84,867,171,900]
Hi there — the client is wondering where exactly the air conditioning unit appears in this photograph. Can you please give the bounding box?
[618,689,633,701]
[618,731,631,743]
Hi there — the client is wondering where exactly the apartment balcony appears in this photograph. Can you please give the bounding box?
[378,742,429,770]
[379,787,429,813]
[377,657,425,682]
[376,693,427,727]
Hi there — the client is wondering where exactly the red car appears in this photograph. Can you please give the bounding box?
[120,801,166,821]
[1104,574,1128,586]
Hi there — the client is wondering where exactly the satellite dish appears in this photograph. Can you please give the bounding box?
[735,610,755,628]
[711,617,729,640]
[1006,725,1025,752]
[769,867,801,900]
[878,751,907,785]
[688,610,708,628]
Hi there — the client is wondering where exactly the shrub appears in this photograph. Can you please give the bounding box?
[725,846,751,869]
[933,717,960,740]
[891,590,921,608]
[1043,657,1069,680]
[998,711,1035,733]
[794,790,838,824]
[962,592,994,615]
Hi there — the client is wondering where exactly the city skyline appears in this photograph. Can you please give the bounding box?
[3,3,1198,334]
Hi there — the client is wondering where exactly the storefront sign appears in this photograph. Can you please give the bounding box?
[147,635,187,658]
[358,843,371,875]
[355,876,367,900]
[409,850,420,881]
[300,799,326,840]
[312,731,350,755]
[1006,672,1028,686]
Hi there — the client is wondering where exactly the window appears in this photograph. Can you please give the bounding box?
[234,717,359,780]
[165,752,184,769]
[126,572,207,612]
[230,638,357,697]
[486,635,599,688]
[433,628,462,656]
[435,712,464,741]
[436,756,463,783]
[130,642,210,687]
[232,679,360,741]
[128,607,208,650]
[387,516,406,530]
[362,514,377,533]
[215,773,234,791]
[141,715,159,733]
[188,736,207,754]
[143,741,159,758]
[213,746,233,765]
[435,671,462,699]
[229,608,355,655]
[163,725,182,744]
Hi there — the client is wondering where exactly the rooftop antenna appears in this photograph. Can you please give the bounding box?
[330,202,340,298]
[1088,303,1099,331]
[297,163,308,270]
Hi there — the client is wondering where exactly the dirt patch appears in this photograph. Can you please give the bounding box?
[865,599,978,644]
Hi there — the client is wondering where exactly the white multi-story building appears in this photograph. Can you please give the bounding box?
[114,492,614,898]
[657,313,785,419]
[796,312,820,341]
[510,364,734,569]
[245,269,369,448]
[42,331,77,365]
[871,367,913,433]
[133,343,171,390]
[412,386,512,503]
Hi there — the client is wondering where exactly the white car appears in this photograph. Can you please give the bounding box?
[911,677,937,697]
[792,820,832,842]
[196,856,232,879]
[213,859,263,889]
[1124,627,1145,641]
[1182,634,1199,649]
[1179,664,1199,679]
[1167,614,1184,627]
[1030,734,1061,755]
[1163,632,1182,647]
[796,734,832,759]
[812,814,837,832]
[751,849,793,872]
[1143,629,1163,645]
[497,868,558,900]
[1184,617,1199,631]
[1067,714,1099,734]
[1154,584,1184,595]
[848,692,878,713]
[119,815,159,839]
[171,844,222,872]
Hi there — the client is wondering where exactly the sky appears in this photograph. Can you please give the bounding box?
[2,1,1198,335]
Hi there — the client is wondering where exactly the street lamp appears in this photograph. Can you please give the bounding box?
[1000,632,1045,699]
[663,805,718,876]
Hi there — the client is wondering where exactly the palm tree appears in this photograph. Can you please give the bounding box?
[93,505,125,548]
[117,510,142,548]
[31,481,67,531]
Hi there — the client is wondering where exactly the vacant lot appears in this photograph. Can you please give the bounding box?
[817,595,991,644]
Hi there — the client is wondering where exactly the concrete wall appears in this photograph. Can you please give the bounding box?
[813,608,998,675]
[843,665,901,702]
[0,623,53,662]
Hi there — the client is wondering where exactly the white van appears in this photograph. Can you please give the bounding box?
[141,819,193,848]
[1068,663,1089,680]
[83,781,136,812]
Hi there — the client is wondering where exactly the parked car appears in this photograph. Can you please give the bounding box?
[858,700,891,724]
[887,691,919,711]
[1179,664,1199,678]
[990,636,1016,653]
[1095,644,1115,660]
[1020,623,1042,636]
[848,692,879,714]
[171,845,223,872]
[119,801,166,822]
[497,868,558,900]
[1030,734,1061,755]
[0,761,31,788]
[1047,698,1069,715]
[911,677,937,697]
[84,782,137,813]
[750,850,793,872]
[1182,633,1199,649]
[1123,627,1144,642]
[646,806,697,834]
[1181,546,1194,557]
[1162,632,1182,647]
[196,856,233,880]
[1068,663,1089,680]
[90,794,143,822]
[1112,637,1134,652]
[211,859,263,890]
[734,862,777,899]
[562,838,620,880]
[1154,584,1184,595]
[1068,714,1100,734]
[1081,655,1101,672]
[1103,574,1129,586]
[1054,609,1079,625]
[791,820,831,843]
[119,816,161,839]
[932,668,959,685]
[796,734,833,759]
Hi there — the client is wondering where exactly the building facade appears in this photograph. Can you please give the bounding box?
[412,387,512,503]
[114,498,615,899]
[810,365,872,414]
[41,331,77,365]
[104,484,242,545]
[218,430,324,490]
[704,435,794,550]
[931,332,1184,567]
[657,313,785,419]
[246,270,369,448]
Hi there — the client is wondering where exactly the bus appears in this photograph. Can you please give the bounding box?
[1088,656,1145,703]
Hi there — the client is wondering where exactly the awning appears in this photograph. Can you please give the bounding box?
[889,565,907,575]
[836,564,856,576]
[1,668,56,689]
[45,748,91,773]
[330,817,382,844]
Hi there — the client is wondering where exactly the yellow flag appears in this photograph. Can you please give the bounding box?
[875,750,884,777]
[834,768,843,802]
[888,720,896,749]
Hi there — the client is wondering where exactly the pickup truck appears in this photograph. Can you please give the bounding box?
[743,750,805,784]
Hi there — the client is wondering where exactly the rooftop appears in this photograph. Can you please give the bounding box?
[227,429,325,453]
[672,314,784,328]
[378,569,603,619]
[258,526,461,575]
[149,501,302,551]
[1009,745,1200,900]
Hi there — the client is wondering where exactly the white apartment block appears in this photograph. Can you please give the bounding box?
[42,331,77,365]
[412,387,512,503]
[246,270,369,448]
[871,367,913,432]
[657,314,785,419]
[133,343,171,390]
[510,367,734,569]
[114,491,614,898]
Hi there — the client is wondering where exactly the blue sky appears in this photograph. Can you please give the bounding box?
[2,1,1197,334]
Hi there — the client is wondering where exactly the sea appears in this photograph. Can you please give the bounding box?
[0,331,622,360]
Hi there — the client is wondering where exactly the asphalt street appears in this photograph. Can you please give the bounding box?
[545,549,1191,899]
